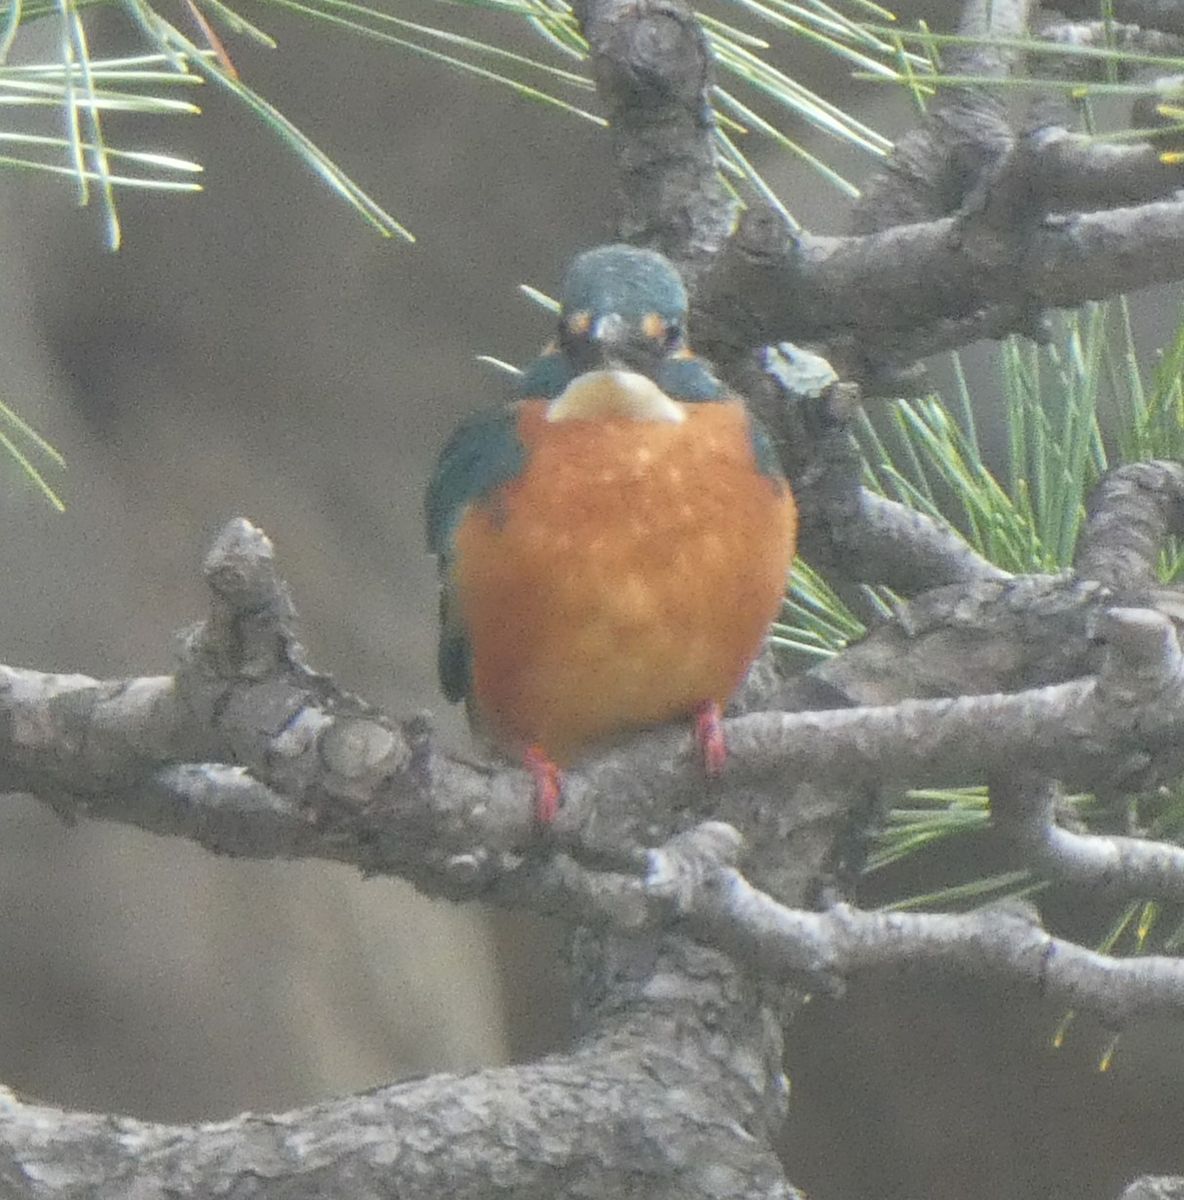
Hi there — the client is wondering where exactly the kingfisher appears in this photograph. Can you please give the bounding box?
[425,245,797,825]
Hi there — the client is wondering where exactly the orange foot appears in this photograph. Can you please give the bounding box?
[524,744,563,826]
[694,700,727,777]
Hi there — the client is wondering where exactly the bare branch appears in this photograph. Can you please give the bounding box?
[1075,461,1184,590]
[503,822,1184,1029]
[738,607,1184,797]
[0,1037,797,1200]
[992,775,1184,903]
[695,190,1184,385]
[851,491,1012,590]
[7,519,1184,909]
[854,0,1032,232]
[643,825,1184,1027]
[576,0,733,282]
[740,369,1008,598]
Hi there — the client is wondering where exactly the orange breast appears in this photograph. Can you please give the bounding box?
[453,398,797,764]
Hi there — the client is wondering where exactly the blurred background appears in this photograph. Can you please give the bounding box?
[1,0,1183,1195]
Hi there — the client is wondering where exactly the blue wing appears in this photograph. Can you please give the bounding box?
[515,346,574,400]
[425,406,527,702]
[745,410,786,483]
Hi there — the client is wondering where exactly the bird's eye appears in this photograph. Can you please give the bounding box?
[566,311,592,337]
[664,321,684,349]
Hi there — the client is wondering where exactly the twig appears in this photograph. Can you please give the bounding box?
[992,775,1184,903]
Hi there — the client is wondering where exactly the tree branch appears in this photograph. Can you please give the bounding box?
[695,189,1184,386]
[853,0,1031,233]
[743,368,1009,600]
[577,0,733,283]
[1050,1,1184,37]
[1075,460,1184,591]
[0,1032,797,1200]
[640,823,1184,1026]
[992,775,1184,903]
[1033,15,1184,71]
[5,517,1184,900]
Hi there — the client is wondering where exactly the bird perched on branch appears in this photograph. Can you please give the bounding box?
[425,244,797,825]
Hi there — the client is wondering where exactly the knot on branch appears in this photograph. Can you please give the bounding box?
[1096,606,1184,701]
[646,821,745,916]
[583,0,712,125]
[196,518,299,680]
[318,717,408,801]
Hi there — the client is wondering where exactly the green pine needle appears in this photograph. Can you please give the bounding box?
[771,293,1184,924]
[0,398,66,511]
[1,0,904,238]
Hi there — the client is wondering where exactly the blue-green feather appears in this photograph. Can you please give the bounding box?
[746,411,785,482]
[563,245,687,322]
[516,349,574,400]
[425,406,527,701]
[656,356,723,402]
[425,407,526,554]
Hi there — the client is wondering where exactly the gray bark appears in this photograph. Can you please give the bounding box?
[4,0,1184,1196]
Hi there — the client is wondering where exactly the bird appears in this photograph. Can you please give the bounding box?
[425,244,798,826]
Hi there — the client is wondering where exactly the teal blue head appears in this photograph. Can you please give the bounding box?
[558,245,691,377]
[517,244,724,402]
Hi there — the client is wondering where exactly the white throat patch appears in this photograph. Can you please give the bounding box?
[545,370,687,424]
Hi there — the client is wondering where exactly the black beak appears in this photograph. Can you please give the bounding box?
[584,312,659,374]
[589,312,628,349]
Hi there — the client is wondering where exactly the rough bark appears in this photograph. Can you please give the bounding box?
[4,0,1184,1197]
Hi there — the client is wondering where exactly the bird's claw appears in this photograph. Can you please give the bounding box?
[524,744,563,826]
[694,700,727,777]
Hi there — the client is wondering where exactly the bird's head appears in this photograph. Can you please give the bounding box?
[556,245,689,378]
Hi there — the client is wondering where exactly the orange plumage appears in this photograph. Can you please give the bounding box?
[426,244,798,823]
[452,395,797,763]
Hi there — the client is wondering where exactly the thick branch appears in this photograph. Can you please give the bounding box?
[577,0,733,281]
[854,0,1031,232]
[737,606,1184,797]
[17,801,1184,1196]
[6,812,1184,1194]
[696,193,1184,383]
[6,523,1184,898]
[0,1039,796,1200]
[1075,460,1184,590]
